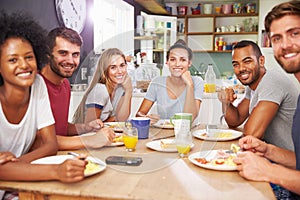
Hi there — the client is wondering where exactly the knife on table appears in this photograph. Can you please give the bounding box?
[151,134,175,141]
[68,152,106,166]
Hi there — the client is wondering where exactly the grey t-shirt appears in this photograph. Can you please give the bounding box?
[245,69,299,151]
[145,76,204,119]
[86,83,124,121]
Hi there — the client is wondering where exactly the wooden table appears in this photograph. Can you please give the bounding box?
[0,126,276,200]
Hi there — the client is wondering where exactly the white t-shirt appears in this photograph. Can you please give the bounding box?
[0,74,55,157]
[0,74,55,199]
[85,83,124,121]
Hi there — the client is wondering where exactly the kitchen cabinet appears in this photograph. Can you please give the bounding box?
[183,13,259,52]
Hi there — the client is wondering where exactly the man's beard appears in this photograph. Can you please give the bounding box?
[238,70,260,87]
[275,57,300,74]
[50,59,73,78]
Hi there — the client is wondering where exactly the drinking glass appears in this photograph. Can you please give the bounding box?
[123,127,138,152]
[175,130,192,158]
[217,86,230,126]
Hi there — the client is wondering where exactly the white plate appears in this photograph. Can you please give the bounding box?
[146,139,194,152]
[188,150,237,171]
[107,141,124,147]
[192,129,243,141]
[153,119,174,129]
[31,155,106,177]
[104,122,125,133]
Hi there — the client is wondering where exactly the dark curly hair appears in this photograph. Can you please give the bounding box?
[0,11,49,85]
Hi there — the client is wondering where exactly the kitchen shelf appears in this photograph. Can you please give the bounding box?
[185,13,258,18]
[181,13,259,52]
[134,36,158,40]
[192,50,232,53]
[214,31,258,35]
[187,32,213,35]
[153,49,164,52]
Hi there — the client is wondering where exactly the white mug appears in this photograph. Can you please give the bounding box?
[221,26,227,32]
[204,4,213,14]
[229,25,235,32]
[235,24,241,32]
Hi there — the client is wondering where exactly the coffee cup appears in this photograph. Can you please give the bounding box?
[222,4,232,14]
[128,117,150,139]
[203,4,213,14]
[170,113,192,129]
[221,26,227,32]
[215,7,221,14]
[235,24,241,32]
[229,25,235,32]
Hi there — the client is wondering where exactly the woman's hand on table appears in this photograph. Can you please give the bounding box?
[81,127,115,148]
[146,114,160,125]
[137,111,160,125]
[0,151,18,164]
[85,119,104,132]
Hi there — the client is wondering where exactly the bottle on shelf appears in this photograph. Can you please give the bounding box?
[204,64,216,93]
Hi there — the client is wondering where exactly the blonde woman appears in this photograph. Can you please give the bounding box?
[73,48,132,124]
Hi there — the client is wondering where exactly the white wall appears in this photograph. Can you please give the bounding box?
[93,0,134,55]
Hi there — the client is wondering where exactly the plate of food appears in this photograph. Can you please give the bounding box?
[31,155,106,176]
[188,149,237,171]
[146,139,194,152]
[153,119,174,129]
[192,129,243,141]
[104,122,125,133]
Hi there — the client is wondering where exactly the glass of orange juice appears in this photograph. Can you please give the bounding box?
[123,127,138,152]
[175,130,192,158]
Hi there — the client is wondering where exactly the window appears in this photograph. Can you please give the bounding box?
[93,0,134,55]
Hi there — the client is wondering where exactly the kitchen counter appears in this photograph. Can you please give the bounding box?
[69,83,244,124]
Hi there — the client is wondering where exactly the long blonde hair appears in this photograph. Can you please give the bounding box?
[72,48,126,123]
